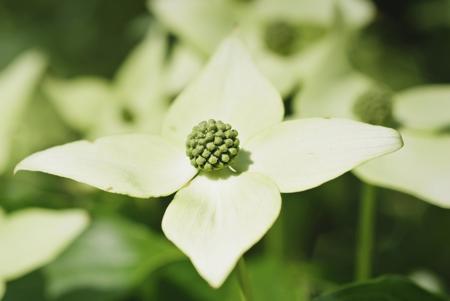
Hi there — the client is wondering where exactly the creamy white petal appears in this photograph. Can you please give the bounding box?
[163,43,204,96]
[0,51,46,173]
[113,26,172,135]
[394,85,450,131]
[295,70,373,119]
[255,0,374,28]
[236,118,403,193]
[292,22,375,120]
[44,76,116,132]
[162,36,283,146]
[355,130,450,208]
[150,0,235,53]
[162,171,281,287]
[0,208,88,280]
[15,134,196,198]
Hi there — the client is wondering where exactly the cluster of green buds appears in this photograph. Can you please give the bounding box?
[264,21,298,56]
[186,119,240,171]
[353,88,396,127]
[264,21,326,56]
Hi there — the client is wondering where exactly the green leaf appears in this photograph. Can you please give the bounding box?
[0,208,88,281]
[314,276,447,301]
[45,215,183,299]
[158,260,239,301]
[1,271,46,301]
[0,280,4,300]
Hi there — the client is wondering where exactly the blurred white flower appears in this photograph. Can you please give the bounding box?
[0,208,89,298]
[293,18,450,208]
[149,0,375,95]
[44,25,202,138]
[0,51,46,174]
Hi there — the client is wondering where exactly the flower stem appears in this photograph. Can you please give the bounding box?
[265,213,284,258]
[355,183,376,281]
[236,257,254,301]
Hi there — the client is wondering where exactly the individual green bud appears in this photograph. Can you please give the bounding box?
[221,154,230,163]
[206,142,217,151]
[208,156,218,165]
[186,119,240,171]
[224,138,234,147]
[196,156,206,166]
[229,148,238,156]
[201,149,211,158]
[219,144,228,153]
[353,88,397,127]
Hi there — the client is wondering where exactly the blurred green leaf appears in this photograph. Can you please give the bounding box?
[45,215,182,300]
[0,280,4,299]
[314,276,447,301]
[158,260,239,301]
[2,271,46,301]
[249,258,310,301]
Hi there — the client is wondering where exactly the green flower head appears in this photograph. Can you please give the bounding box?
[186,119,240,171]
[16,36,402,288]
[353,87,395,127]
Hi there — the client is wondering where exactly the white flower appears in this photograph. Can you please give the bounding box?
[15,37,402,287]
[149,0,375,95]
[44,25,202,138]
[293,22,450,208]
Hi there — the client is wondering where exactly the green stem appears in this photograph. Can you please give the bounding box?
[355,183,376,281]
[265,212,284,258]
[236,257,254,301]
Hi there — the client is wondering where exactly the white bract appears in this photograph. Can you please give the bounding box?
[293,21,450,208]
[0,51,46,174]
[16,37,402,287]
[44,25,202,138]
[0,208,88,299]
[149,0,375,96]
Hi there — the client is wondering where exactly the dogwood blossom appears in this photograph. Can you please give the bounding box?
[149,0,375,95]
[15,37,402,287]
[293,20,450,208]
